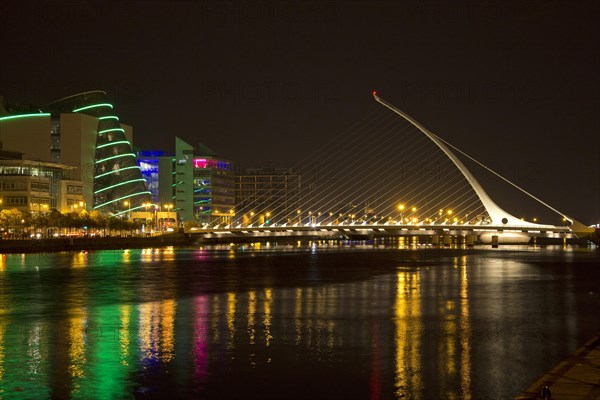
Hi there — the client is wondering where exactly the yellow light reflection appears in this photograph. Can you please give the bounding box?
[139,302,159,361]
[394,271,421,397]
[27,322,44,375]
[227,293,236,349]
[211,295,220,343]
[120,305,130,366]
[162,246,175,261]
[444,312,456,376]
[460,256,472,398]
[295,288,302,345]
[248,291,256,345]
[141,248,153,263]
[263,289,272,347]
[68,316,86,379]
[71,251,88,268]
[122,249,131,264]
[0,323,4,381]
[161,299,176,362]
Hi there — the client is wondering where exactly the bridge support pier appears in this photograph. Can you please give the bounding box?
[431,235,439,245]
[491,235,499,248]
[466,234,476,246]
[443,235,452,246]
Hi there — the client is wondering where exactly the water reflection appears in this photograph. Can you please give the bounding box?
[460,257,472,400]
[193,295,208,389]
[0,245,596,399]
[394,269,422,398]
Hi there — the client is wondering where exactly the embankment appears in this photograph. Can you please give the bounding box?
[0,233,193,253]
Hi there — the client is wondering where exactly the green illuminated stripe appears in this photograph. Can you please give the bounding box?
[98,128,125,134]
[93,191,152,210]
[73,103,113,113]
[94,165,140,179]
[96,140,131,149]
[111,205,146,217]
[95,153,136,164]
[94,178,147,194]
[0,113,50,122]
[99,116,119,121]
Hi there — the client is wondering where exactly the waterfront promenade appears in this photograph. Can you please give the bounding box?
[516,335,600,399]
[0,232,191,253]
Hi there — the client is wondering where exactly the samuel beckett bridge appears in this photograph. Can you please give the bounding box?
[186,93,598,246]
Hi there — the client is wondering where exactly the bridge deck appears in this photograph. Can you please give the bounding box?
[186,223,572,235]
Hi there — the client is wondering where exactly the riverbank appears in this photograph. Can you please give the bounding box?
[515,334,600,399]
[0,232,193,253]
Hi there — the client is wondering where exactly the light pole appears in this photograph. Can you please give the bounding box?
[398,204,405,224]
[123,200,130,220]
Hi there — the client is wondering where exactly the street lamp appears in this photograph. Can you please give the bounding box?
[398,204,405,224]
[123,200,130,220]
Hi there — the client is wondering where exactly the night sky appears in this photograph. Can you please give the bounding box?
[1,1,598,223]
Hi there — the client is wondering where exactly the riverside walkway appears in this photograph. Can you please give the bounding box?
[515,335,600,399]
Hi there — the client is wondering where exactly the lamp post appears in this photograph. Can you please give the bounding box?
[166,204,174,229]
[398,204,405,224]
[123,200,130,220]
[142,203,152,231]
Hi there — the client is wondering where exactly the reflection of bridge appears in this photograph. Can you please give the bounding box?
[187,94,597,245]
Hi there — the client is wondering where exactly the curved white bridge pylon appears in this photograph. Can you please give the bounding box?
[373,92,590,233]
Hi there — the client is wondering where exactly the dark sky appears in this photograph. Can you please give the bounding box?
[1,0,599,223]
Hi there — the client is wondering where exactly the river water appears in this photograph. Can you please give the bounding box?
[0,242,598,399]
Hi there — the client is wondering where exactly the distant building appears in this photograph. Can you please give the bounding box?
[235,167,301,225]
[0,91,150,215]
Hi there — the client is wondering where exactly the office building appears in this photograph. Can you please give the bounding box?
[0,91,150,215]
[0,148,83,213]
[137,138,235,225]
[235,167,301,225]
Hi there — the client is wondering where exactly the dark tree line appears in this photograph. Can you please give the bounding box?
[0,209,144,237]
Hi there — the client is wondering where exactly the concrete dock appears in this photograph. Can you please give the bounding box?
[515,335,600,399]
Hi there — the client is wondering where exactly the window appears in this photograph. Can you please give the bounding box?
[2,182,27,191]
[6,196,28,205]
[31,182,50,191]
[67,185,83,194]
